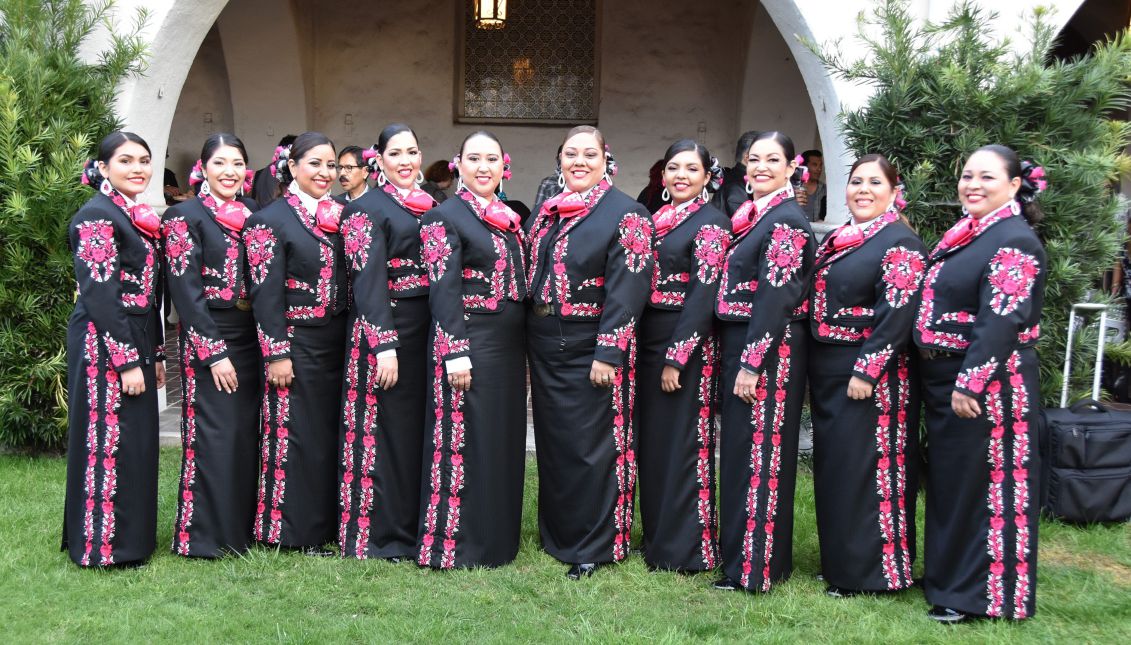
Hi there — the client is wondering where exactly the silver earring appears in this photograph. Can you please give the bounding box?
[556,172,565,188]
[1009,200,1021,216]
[456,177,466,193]
[744,179,753,195]
[661,187,670,202]
[700,187,709,201]
[603,171,613,185]
[199,179,211,196]
[377,171,387,187]
[416,171,425,187]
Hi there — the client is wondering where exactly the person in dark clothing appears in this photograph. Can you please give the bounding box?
[251,134,296,208]
[711,130,760,217]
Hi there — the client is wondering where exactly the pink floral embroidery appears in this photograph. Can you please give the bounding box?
[462,236,510,311]
[764,224,807,287]
[1017,325,1040,343]
[420,223,452,283]
[244,225,277,285]
[342,213,373,271]
[984,376,1007,617]
[938,311,976,324]
[854,345,894,380]
[163,217,194,277]
[174,325,200,555]
[695,338,719,568]
[915,262,969,351]
[871,355,913,589]
[694,225,730,284]
[608,327,639,562]
[597,319,635,352]
[185,327,227,363]
[418,324,471,568]
[665,332,701,367]
[285,243,335,320]
[256,323,291,359]
[102,332,139,370]
[526,182,608,291]
[79,325,100,566]
[957,357,1000,395]
[197,196,245,300]
[741,333,774,372]
[739,325,793,591]
[833,306,875,319]
[339,316,387,558]
[78,321,125,566]
[880,246,925,308]
[1008,351,1033,618]
[618,212,653,273]
[387,257,429,294]
[254,324,296,545]
[987,248,1039,316]
[97,346,123,566]
[119,238,156,310]
[75,220,117,282]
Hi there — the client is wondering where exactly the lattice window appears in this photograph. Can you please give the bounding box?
[456,0,599,124]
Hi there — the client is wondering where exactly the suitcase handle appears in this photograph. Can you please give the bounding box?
[1061,303,1109,408]
[1069,399,1109,414]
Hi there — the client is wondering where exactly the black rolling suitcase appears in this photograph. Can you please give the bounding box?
[1039,303,1131,523]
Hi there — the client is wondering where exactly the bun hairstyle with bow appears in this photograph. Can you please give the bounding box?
[81,131,151,188]
[561,125,617,181]
[274,131,335,186]
[189,132,251,189]
[748,130,806,186]
[662,139,724,193]
[974,144,1045,225]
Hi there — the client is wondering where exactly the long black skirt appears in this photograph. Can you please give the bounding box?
[253,313,347,548]
[529,310,638,565]
[416,304,527,568]
[718,320,806,591]
[172,308,261,558]
[921,348,1040,620]
[62,310,160,567]
[339,296,429,559]
[809,340,918,592]
[636,308,718,571]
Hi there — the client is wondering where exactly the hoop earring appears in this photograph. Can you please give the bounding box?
[744,179,753,195]
[456,176,466,194]
[661,187,670,202]
[416,171,425,187]
[700,187,709,202]
[961,206,970,217]
[377,171,387,187]
[603,171,613,186]
[556,172,565,189]
[1009,200,1021,216]
[199,179,212,196]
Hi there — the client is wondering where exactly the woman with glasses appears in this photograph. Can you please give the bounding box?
[244,131,351,555]
[163,133,262,558]
[337,123,434,561]
[63,131,166,568]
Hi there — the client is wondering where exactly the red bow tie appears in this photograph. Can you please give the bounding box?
[830,225,864,251]
[401,189,436,216]
[730,201,756,236]
[653,204,678,237]
[315,199,342,233]
[939,216,975,251]
[544,191,587,218]
[129,203,161,239]
[482,200,521,233]
[215,200,252,233]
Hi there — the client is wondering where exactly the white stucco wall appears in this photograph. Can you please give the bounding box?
[94,0,1090,210]
[166,26,234,183]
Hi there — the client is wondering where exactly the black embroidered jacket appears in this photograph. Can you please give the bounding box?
[809,212,927,384]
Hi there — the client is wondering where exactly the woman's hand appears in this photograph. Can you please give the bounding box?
[733,368,759,404]
[155,361,166,389]
[376,356,399,390]
[268,358,294,389]
[661,365,682,392]
[448,369,472,392]
[847,376,874,400]
[952,390,982,419]
[590,360,616,387]
[210,357,238,393]
[122,366,146,396]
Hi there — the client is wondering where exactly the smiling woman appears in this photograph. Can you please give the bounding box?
[242,131,352,554]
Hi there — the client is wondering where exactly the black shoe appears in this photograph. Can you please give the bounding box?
[566,562,599,580]
[712,576,741,591]
[301,546,335,558]
[927,606,968,624]
[826,584,857,599]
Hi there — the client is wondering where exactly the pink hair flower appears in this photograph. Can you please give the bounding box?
[362,148,377,160]
[448,155,459,172]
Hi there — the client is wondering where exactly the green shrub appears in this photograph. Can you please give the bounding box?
[811,0,1131,406]
[0,0,147,451]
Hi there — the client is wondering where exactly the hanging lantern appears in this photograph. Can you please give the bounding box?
[474,0,507,30]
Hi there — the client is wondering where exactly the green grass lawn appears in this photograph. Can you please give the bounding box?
[0,450,1128,643]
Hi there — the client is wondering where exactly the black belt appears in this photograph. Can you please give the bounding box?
[235,298,252,312]
[532,302,552,317]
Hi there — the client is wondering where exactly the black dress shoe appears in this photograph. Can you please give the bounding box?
[712,576,741,591]
[927,606,969,624]
[566,562,599,580]
[825,584,857,599]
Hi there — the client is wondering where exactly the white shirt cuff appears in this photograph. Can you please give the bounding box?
[376,349,396,359]
[445,356,472,373]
